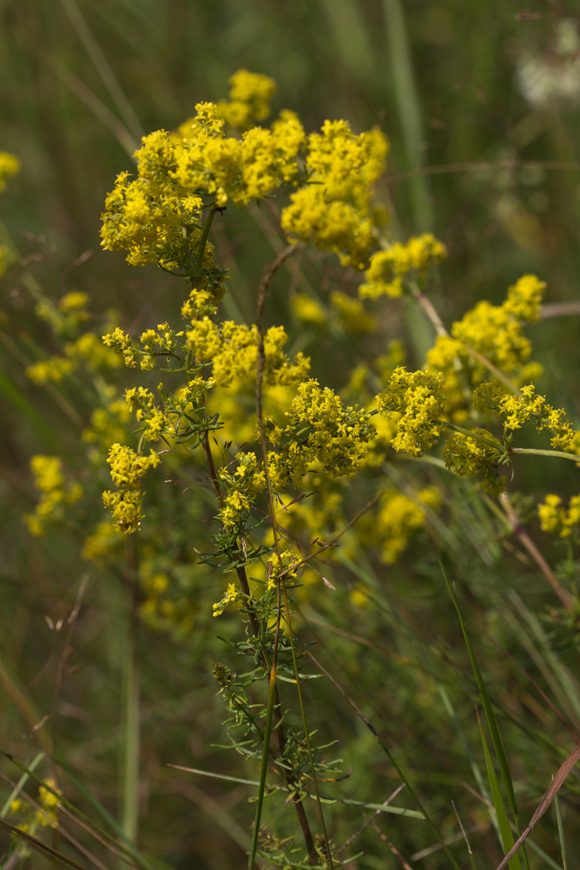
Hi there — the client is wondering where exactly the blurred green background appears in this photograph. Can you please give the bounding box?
[1,1,580,867]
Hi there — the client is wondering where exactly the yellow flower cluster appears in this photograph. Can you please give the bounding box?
[24,456,82,536]
[266,549,301,590]
[102,444,160,533]
[218,452,267,529]
[443,429,506,496]
[474,383,575,450]
[359,233,446,299]
[538,493,580,538]
[216,69,276,129]
[0,151,20,192]
[10,778,62,834]
[426,274,546,419]
[186,318,310,387]
[266,379,374,487]
[181,284,225,320]
[212,581,241,617]
[376,367,446,457]
[102,327,139,367]
[174,106,305,208]
[125,386,171,443]
[139,323,184,370]
[100,129,210,270]
[281,120,389,270]
[375,486,441,564]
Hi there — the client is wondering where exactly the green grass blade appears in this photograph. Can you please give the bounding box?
[248,657,278,870]
[477,711,521,870]
[12,754,156,870]
[0,751,45,819]
[436,556,516,801]
[306,651,462,870]
[554,784,568,870]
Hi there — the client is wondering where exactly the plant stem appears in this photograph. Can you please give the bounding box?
[195,206,218,279]
[120,537,140,861]
[438,420,502,452]
[510,447,580,462]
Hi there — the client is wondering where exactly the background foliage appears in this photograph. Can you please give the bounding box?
[1,1,580,867]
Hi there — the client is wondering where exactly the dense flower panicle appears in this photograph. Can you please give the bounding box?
[266,380,374,488]
[181,286,221,320]
[24,456,83,536]
[473,382,575,450]
[266,549,301,589]
[212,581,241,617]
[218,452,267,529]
[186,318,310,387]
[443,429,506,496]
[359,234,446,299]
[138,322,185,370]
[503,274,545,322]
[175,104,304,209]
[305,121,388,209]
[281,120,389,269]
[426,273,546,419]
[234,113,305,204]
[100,135,210,270]
[281,185,376,269]
[125,386,172,442]
[538,493,580,538]
[0,151,20,191]
[103,444,160,533]
[103,327,140,367]
[376,367,446,457]
[216,69,276,129]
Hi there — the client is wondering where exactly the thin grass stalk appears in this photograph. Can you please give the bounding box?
[435,547,530,869]
[477,711,521,870]
[382,0,433,363]
[247,613,282,870]
[252,244,319,866]
[58,0,143,143]
[554,784,568,870]
[119,537,140,860]
[306,650,463,870]
[0,752,45,819]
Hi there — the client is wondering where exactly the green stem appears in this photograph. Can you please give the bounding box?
[510,447,580,463]
[248,645,278,870]
[441,420,580,464]
[195,207,218,279]
[120,538,140,863]
[438,420,502,452]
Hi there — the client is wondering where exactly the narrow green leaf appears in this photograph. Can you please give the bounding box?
[478,712,521,870]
